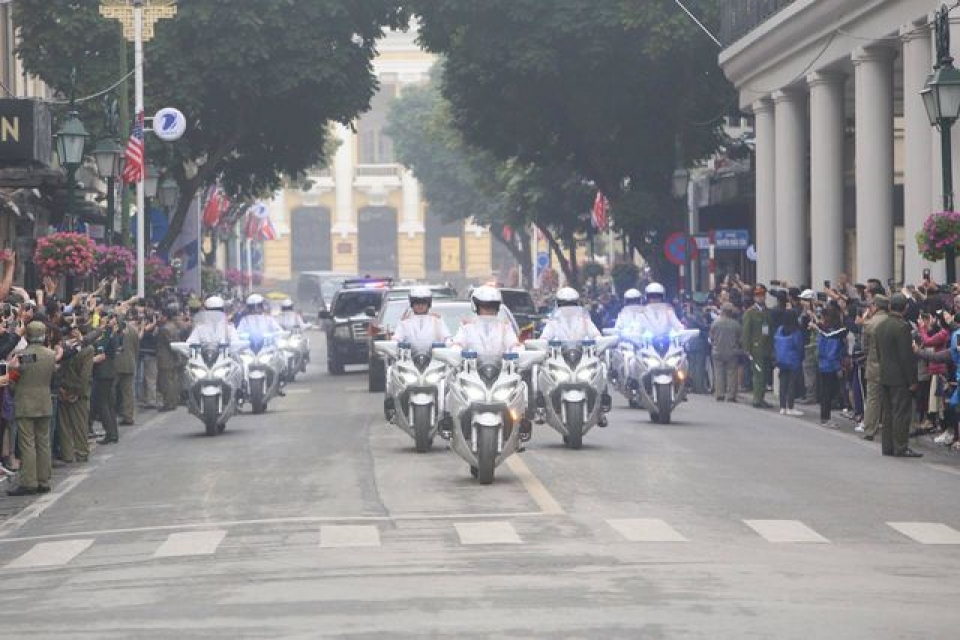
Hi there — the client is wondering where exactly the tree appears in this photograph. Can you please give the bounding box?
[387,70,592,286]
[15,0,408,251]
[411,0,732,272]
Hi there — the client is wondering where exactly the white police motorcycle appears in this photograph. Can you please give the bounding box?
[432,347,545,484]
[278,327,310,383]
[526,336,618,449]
[608,330,644,409]
[237,332,285,414]
[375,340,448,453]
[175,341,245,436]
[631,329,699,424]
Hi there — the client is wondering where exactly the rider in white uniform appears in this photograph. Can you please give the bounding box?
[540,287,601,342]
[450,285,521,357]
[277,299,306,331]
[614,288,645,336]
[392,286,451,352]
[237,294,283,341]
[187,296,240,345]
[638,282,683,336]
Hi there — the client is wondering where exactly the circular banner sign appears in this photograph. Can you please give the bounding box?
[664,231,696,266]
[153,107,187,141]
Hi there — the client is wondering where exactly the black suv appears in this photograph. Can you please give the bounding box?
[318,278,391,374]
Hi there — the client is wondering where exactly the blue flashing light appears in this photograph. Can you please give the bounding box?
[462,350,478,359]
[503,352,519,361]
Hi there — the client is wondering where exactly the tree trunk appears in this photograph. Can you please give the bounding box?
[566,232,580,288]
[537,224,575,286]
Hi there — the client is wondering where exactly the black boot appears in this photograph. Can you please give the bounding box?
[383,397,395,422]
[519,418,533,442]
[601,392,612,412]
[438,414,453,439]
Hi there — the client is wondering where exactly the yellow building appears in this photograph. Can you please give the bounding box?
[263,28,510,287]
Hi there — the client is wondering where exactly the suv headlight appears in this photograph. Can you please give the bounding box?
[333,324,352,339]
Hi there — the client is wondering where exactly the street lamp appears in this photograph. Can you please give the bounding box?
[922,4,960,283]
[144,162,160,199]
[55,110,89,231]
[91,138,123,245]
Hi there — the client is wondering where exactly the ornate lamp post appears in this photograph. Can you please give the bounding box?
[55,110,89,231]
[921,4,960,283]
[91,138,124,245]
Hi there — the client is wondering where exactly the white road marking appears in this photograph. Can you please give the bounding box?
[284,388,311,395]
[6,539,93,569]
[319,525,381,548]
[0,468,96,537]
[504,455,564,515]
[153,530,227,558]
[0,511,546,545]
[887,522,960,545]
[744,520,829,543]
[607,518,688,542]
[455,521,522,545]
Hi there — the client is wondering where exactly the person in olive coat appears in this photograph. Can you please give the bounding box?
[709,303,742,402]
[57,324,95,463]
[741,284,774,408]
[6,322,57,496]
[114,313,140,425]
[874,293,922,457]
[92,314,122,445]
[156,304,182,412]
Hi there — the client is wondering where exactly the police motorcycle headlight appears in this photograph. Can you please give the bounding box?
[643,355,663,369]
[576,362,600,381]
[491,382,516,403]
[462,378,487,402]
[239,353,254,365]
[422,366,446,386]
[333,324,352,339]
[665,354,683,368]
[211,363,234,379]
[396,363,420,385]
[257,352,275,365]
[189,364,209,379]
[548,361,572,382]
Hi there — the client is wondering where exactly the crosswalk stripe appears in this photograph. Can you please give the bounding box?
[744,520,829,543]
[607,518,688,542]
[887,522,960,545]
[6,539,94,569]
[455,521,522,545]
[153,530,227,558]
[319,525,381,548]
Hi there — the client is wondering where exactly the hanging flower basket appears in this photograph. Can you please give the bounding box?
[144,256,176,291]
[917,211,960,261]
[93,245,135,284]
[33,232,96,279]
[225,268,250,288]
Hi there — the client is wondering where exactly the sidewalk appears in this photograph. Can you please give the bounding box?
[730,389,960,463]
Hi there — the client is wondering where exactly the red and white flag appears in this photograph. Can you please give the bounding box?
[121,111,145,184]
[202,185,229,228]
[591,191,609,231]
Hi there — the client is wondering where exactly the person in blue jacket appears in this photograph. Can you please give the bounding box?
[817,305,849,427]
[774,311,804,416]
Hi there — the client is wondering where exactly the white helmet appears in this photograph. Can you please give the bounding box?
[246,293,264,309]
[623,288,642,305]
[409,286,433,313]
[471,285,502,313]
[281,298,294,311]
[556,286,580,307]
[204,295,225,311]
[645,282,666,298]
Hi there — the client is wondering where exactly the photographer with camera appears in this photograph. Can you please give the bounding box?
[56,320,95,464]
[91,313,122,445]
[114,311,140,426]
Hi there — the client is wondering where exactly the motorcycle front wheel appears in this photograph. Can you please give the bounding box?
[656,383,672,424]
[251,381,267,415]
[202,395,220,436]
[476,426,497,485]
[412,404,433,453]
[564,401,584,449]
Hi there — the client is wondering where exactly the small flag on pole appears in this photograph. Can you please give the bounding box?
[591,191,609,231]
[121,111,145,184]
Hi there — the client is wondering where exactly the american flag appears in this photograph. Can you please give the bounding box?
[121,110,145,184]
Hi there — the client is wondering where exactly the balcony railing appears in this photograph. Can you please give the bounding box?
[720,0,796,46]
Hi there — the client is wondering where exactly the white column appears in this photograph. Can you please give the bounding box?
[331,123,355,237]
[772,89,807,285]
[807,72,846,288]
[903,22,938,282]
[853,46,897,282]
[398,169,424,237]
[752,98,776,285]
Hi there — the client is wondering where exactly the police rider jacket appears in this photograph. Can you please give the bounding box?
[278,310,306,331]
[236,313,283,343]
[638,302,684,336]
[614,305,647,337]
[540,307,601,342]
[187,310,239,345]
[451,316,521,358]
[392,310,451,353]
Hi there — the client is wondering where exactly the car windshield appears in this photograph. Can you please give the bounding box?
[320,279,346,304]
[332,291,383,317]
[500,290,536,314]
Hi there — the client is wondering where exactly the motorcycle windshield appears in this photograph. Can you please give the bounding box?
[652,335,671,357]
[200,345,220,367]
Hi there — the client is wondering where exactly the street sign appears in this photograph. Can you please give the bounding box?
[664,231,696,266]
[536,252,549,269]
[153,107,186,141]
[714,228,750,250]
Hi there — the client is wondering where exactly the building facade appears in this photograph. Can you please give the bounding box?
[262,28,506,286]
[719,0,948,285]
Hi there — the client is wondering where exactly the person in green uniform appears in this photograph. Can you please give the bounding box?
[114,313,140,425]
[6,321,57,496]
[92,314,122,444]
[156,303,182,412]
[741,284,773,408]
[875,293,921,458]
[57,323,95,463]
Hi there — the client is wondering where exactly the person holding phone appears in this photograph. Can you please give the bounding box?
[6,322,56,496]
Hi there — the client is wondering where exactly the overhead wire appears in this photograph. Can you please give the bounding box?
[47,68,135,105]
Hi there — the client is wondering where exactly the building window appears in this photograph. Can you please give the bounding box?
[357,82,397,164]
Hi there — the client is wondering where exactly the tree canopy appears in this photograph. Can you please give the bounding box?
[411,0,732,268]
[15,0,408,251]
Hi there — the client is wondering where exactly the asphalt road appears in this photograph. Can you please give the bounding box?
[1,339,959,639]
